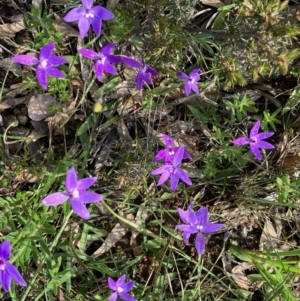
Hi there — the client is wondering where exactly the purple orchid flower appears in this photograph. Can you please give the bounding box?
[177,68,200,96]
[121,56,159,90]
[155,134,192,163]
[176,204,223,255]
[232,120,274,161]
[41,166,103,219]
[79,43,121,81]
[0,240,27,292]
[63,0,114,39]
[151,145,192,191]
[11,41,68,90]
[108,275,136,301]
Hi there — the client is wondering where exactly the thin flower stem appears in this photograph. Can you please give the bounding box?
[20,210,73,301]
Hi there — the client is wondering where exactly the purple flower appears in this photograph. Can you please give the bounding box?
[154,134,192,163]
[177,68,200,96]
[151,145,192,191]
[176,204,223,255]
[0,240,27,292]
[41,166,103,219]
[11,41,68,90]
[79,44,121,81]
[108,275,136,301]
[63,0,114,39]
[121,57,159,90]
[232,120,274,161]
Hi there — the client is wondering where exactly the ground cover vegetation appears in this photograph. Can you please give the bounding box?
[1,0,300,300]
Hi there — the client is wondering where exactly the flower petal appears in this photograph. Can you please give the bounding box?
[76,177,97,190]
[36,66,48,89]
[79,191,103,203]
[63,7,85,22]
[196,207,208,225]
[176,168,192,186]
[108,292,118,301]
[136,70,144,90]
[256,141,274,150]
[257,132,274,140]
[101,43,116,55]
[116,275,126,286]
[108,277,117,291]
[65,166,78,192]
[232,137,250,146]
[92,5,114,19]
[145,65,158,76]
[151,165,170,175]
[184,81,192,96]
[11,55,39,66]
[119,292,136,301]
[47,55,68,65]
[106,54,122,64]
[78,17,90,38]
[0,241,10,260]
[173,146,184,167]
[170,174,179,191]
[46,66,65,78]
[41,192,69,206]
[40,41,55,61]
[91,18,102,36]
[122,280,135,292]
[79,48,99,60]
[70,198,90,219]
[0,270,11,292]
[94,60,104,80]
[195,233,205,255]
[82,0,93,9]
[142,72,153,85]
[177,208,190,224]
[103,62,118,75]
[183,149,192,160]
[191,83,199,94]
[182,231,192,244]
[5,262,27,286]
[189,68,200,80]
[202,222,224,234]
[250,144,262,161]
[162,134,173,149]
[154,149,168,162]
[177,71,189,81]
[157,170,171,186]
[175,224,196,234]
[121,56,141,68]
[250,120,260,137]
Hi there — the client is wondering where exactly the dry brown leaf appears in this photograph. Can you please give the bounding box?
[15,168,41,183]
[231,262,255,290]
[116,119,132,142]
[260,217,281,251]
[0,18,25,38]
[53,14,79,37]
[92,223,127,258]
[200,0,225,8]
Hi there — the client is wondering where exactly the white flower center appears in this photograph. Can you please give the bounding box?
[168,150,175,156]
[72,189,80,198]
[117,286,123,294]
[197,225,203,231]
[40,60,48,68]
[85,9,94,18]
[0,259,5,271]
